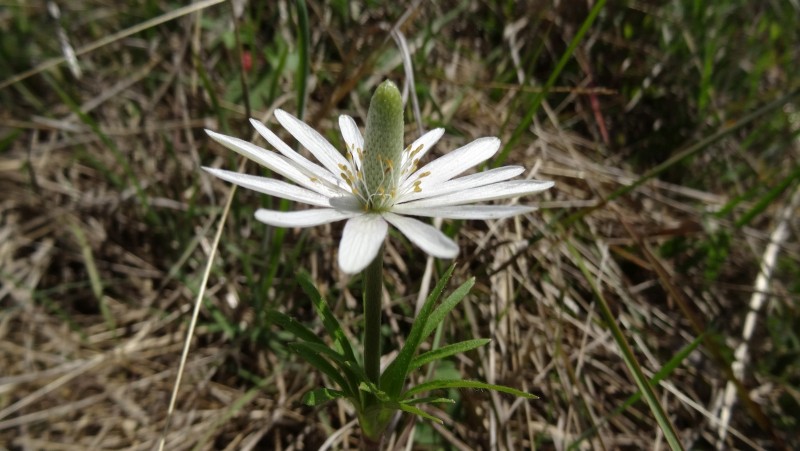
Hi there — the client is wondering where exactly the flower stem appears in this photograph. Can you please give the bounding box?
[363,249,384,387]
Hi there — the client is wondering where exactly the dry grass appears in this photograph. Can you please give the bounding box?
[1,1,799,450]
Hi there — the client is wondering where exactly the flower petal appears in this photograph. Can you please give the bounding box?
[254,208,358,227]
[399,179,554,209]
[383,212,459,258]
[339,115,364,170]
[249,118,345,191]
[203,167,333,208]
[275,109,353,178]
[206,128,345,198]
[399,128,445,176]
[397,166,524,203]
[400,137,501,193]
[392,204,537,219]
[338,214,388,274]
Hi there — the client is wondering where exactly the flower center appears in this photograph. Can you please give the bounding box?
[361,80,404,212]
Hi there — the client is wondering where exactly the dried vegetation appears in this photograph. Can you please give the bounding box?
[1,1,799,449]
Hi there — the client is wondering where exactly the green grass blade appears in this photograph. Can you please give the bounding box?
[42,73,158,225]
[421,278,474,340]
[410,338,490,370]
[569,243,685,451]
[403,396,456,406]
[568,334,704,450]
[294,0,310,120]
[228,0,251,119]
[557,86,800,233]
[495,0,606,166]
[288,343,351,396]
[297,271,358,363]
[734,165,800,228]
[402,379,538,401]
[267,309,325,346]
[67,220,114,332]
[290,342,365,400]
[302,387,345,407]
[380,264,456,397]
[358,381,390,402]
[195,53,228,133]
[397,402,443,424]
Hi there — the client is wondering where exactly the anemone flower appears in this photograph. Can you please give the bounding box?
[204,81,553,274]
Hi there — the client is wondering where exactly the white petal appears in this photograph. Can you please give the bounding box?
[400,137,500,192]
[383,212,459,258]
[399,128,445,175]
[397,166,524,203]
[338,215,388,274]
[203,167,333,207]
[399,179,554,209]
[254,208,358,227]
[392,204,537,219]
[329,195,364,211]
[249,118,345,190]
[206,128,344,198]
[339,115,364,170]
[274,109,353,178]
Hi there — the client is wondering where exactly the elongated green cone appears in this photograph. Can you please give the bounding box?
[363,80,404,211]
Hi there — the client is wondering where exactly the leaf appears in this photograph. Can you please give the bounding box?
[289,342,351,396]
[403,396,456,406]
[421,278,474,340]
[568,333,704,449]
[402,379,538,401]
[268,309,325,346]
[734,164,800,228]
[380,264,456,397]
[297,271,358,364]
[570,243,684,451]
[397,402,443,424]
[291,341,361,401]
[410,338,491,370]
[358,381,390,402]
[303,387,345,406]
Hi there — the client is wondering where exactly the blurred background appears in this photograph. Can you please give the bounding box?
[1,1,798,449]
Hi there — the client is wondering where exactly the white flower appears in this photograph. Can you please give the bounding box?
[204,105,553,274]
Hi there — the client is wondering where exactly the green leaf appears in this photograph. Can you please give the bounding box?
[404,396,456,406]
[358,381,390,402]
[568,333,704,449]
[402,379,538,401]
[291,341,362,401]
[734,165,800,228]
[289,342,351,396]
[381,264,456,397]
[410,339,490,370]
[569,243,685,451]
[268,310,325,346]
[495,0,607,167]
[302,387,345,406]
[397,402,443,424]
[421,278,474,340]
[294,0,310,120]
[297,271,358,364]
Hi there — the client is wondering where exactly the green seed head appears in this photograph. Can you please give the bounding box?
[363,80,404,210]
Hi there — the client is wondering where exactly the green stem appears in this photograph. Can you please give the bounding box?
[363,249,384,386]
